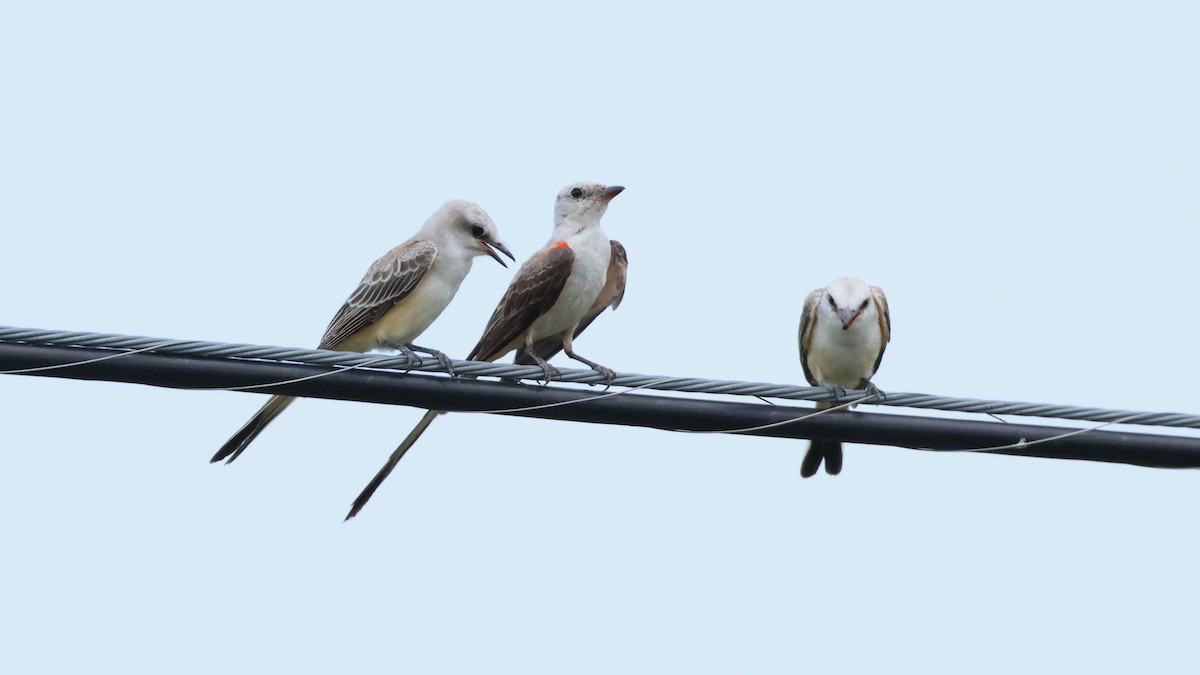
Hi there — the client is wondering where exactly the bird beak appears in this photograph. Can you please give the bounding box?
[599,185,625,202]
[838,307,862,330]
[479,239,515,267]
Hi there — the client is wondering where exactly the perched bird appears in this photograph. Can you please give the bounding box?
[345,182,625,520]
[798,277,891,477]
[211,200,513,465]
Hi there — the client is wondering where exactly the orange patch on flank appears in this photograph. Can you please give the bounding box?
[552,241,570,249]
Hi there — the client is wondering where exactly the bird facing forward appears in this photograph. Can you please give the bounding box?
[798,277,891,477]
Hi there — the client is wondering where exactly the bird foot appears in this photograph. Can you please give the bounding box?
[409,343,455,376]
[563,349,615,386]
[859,381,886,402]
[380,340,428,371]
[588,365,616,389]
[826,383,848,403]
[517,348,560,385]
[538,362,561,385]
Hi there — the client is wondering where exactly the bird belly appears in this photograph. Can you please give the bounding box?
[806,321,882,387]
[335,271,462,353]
[529,234,610,342]
[529,266,604,341]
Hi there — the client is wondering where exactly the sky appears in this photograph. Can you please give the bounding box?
[2,1,1198,673]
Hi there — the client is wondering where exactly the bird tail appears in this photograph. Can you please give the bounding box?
[211,395,295,464]
[345,409,442,521]
[800,440,843,477]
[800,400,843,477]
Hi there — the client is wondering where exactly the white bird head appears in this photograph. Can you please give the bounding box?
[553,182,625,228]
[823,277,876,330]
[423,199,515,267]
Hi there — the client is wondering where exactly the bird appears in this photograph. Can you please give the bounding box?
[210,199,513,465]
[797,276,891,477]
[345,181,625,520]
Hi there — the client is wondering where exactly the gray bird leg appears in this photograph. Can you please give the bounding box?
[825,383,848,403]
[560,330,615,384]
[857,379,886,402]
[379,339,423,370]
[408,343,455,376]
[518,343,559,384]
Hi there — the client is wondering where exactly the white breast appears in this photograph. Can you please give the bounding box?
[805,312,883,387]
[529,228,611,341]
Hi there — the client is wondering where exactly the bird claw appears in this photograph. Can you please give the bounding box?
[593,365,616,387]
[538,362,560,385]
[826,383,848,403]
[379,339,423,370]
[410,343,456,376]
[860,381,886,402]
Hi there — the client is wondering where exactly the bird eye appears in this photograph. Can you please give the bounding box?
[827,296,837,307]
[570,187,584,199]
[860,299,870,309]
[471,225,485,238]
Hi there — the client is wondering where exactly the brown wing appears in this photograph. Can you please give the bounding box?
[318,240,437,350]
[869,285,891,376]
[468,245,574,361]
[517,240,627,364]
[797,288,824,386]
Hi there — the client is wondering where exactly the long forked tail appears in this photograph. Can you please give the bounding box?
[345,409,441,521]
[800,440,843,477]
[211,395,296,464]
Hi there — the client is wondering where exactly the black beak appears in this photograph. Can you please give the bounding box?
[599,185,625,201]
[480,239,515,267]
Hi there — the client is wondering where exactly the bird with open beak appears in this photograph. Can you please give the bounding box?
[211,199,513,465]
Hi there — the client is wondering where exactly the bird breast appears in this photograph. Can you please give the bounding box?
[529,228,612,341]
[806,311,883,387]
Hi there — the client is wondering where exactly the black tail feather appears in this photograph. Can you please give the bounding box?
[211,395,294,464]
[800,440,843,478]
[345,409,441,521]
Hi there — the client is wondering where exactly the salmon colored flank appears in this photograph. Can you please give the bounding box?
[553,241,570,249]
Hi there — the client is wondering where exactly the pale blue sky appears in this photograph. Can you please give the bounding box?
[2,2,1198,673]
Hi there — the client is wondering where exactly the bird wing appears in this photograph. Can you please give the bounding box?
[517,239,627,363]
[869,285,891,376]
[602,240,629,312]
[318,240,438,350]
[468,244,575,361]
[797,288,824,386]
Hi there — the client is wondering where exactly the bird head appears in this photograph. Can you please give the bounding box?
[430,200,514,267]
[553,182,624,228]
[825,277,875,330]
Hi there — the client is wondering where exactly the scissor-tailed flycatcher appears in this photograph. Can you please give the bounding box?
[211,199,513,465]
[345,182,625,520]
[797,277,891,477]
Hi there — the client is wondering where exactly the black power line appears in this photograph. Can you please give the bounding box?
[2,340,1199,469]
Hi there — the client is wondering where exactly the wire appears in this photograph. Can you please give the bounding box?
[4,329,1200,469]
[2,324,1195,431]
